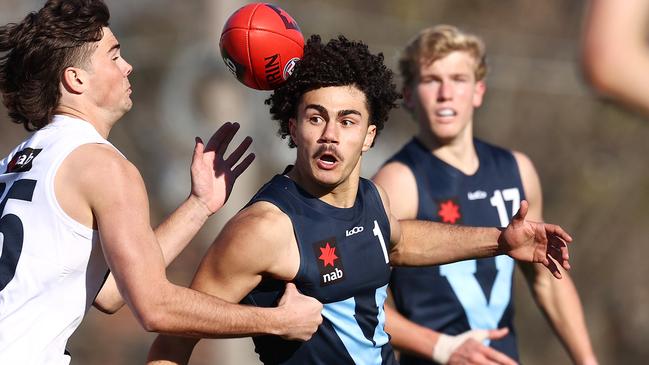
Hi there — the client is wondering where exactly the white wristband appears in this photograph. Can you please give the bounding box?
[432,330,489,364]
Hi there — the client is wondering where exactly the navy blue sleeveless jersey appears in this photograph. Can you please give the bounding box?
[241,172,397,365]
[387,138,526,364]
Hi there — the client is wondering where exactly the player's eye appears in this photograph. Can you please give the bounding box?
[420,76,439,84]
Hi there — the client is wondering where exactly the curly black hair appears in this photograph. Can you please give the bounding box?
[266,35,400,148]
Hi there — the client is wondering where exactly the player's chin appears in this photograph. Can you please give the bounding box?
[312,169,342,187]
[112,102,133,120]
[432,126,460,141]
[121,101,134,115]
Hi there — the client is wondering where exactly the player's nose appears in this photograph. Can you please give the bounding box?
[437,80,453,100]
[318,120,339,143]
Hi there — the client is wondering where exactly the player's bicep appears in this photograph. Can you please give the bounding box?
[190,233,263,304]
[83,150,167,307]
[190,203,296,303]
[93,160,159,261]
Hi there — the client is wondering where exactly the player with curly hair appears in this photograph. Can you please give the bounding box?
[266,34,397,148]
[147,35,573,365]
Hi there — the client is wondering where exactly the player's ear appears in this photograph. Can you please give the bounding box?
[61,66,87,94]
[289,117,298,146]
[362,123,377,152]
[472,80,486,108]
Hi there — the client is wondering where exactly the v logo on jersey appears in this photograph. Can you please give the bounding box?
[440,256,515,345]
[313,238,345,286]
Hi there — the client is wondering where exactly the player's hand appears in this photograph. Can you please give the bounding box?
[190,122,255,216]
[499,200,572,279]
[276,283,323,341]
[435,328,517,365]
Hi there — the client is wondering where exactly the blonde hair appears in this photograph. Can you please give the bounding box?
[399,25,487,87]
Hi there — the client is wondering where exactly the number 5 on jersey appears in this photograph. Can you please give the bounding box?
[0,179,37,291]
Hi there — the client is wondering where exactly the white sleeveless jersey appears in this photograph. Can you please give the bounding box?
[0,115,120,364]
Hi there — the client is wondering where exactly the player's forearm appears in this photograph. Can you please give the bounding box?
[385,305,439,359]
[94,196,211,313]
[531,267,597,364]
[391,220,502,266]
[154,194,211,266]
[133,282,284,338]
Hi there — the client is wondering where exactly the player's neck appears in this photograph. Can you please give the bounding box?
[286,163,360,209]
[55,104,114,139]
[417,129,479,175]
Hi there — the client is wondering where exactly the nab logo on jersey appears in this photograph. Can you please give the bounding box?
[313,238,345,286]
[6,148,42,173]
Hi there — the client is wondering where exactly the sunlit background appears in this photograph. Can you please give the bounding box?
[1,0,648,363]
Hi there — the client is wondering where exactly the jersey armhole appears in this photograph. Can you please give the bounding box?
[364,180,392,244]
[44,141,111,240]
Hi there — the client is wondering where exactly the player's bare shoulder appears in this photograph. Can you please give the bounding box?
[60,143,138,185]
[511,150,543,217]
[511,151,541,192]
[511,150,536,175]
[55,143,142,228]
[63,144,143,201]
[373,161,416,188]
[372,161,418,220]
[210,200,299,280]
[228,200,293,241]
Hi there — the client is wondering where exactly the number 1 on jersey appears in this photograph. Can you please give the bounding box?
[489,188,520,227]
[372,220,389,264]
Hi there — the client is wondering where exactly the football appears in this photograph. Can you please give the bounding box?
[219,3,304,90]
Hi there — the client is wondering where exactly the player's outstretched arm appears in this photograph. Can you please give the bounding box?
[94,122,255,313]
[75,145,316,338]
[385,304,515,365]
[383,190,572,273]
[514,152,598,365]
[582,0,649,116]
[147,201,323,364]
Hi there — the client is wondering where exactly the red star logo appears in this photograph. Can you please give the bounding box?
[438,200,461,224]
[319,243,338,267]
